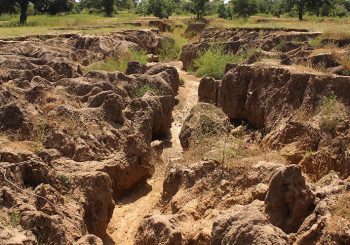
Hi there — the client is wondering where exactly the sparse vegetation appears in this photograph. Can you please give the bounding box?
[319,92,347,132]
[85,49,148,73]
[194,46,247,79]
[309,36,323,48]
[332,192,350,220]
[59,173,70,185]
[9,211,20,227]
[179,78,185,86]
[136,84,161,97]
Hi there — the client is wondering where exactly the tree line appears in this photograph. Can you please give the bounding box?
[1,0,350,25]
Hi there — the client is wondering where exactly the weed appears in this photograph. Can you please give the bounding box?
[9,211,20,227]
[58,173,70,185]
[179,78,185,86]
[194,46,247,79]
[136,84,160,97]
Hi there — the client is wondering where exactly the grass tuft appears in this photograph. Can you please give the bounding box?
[136,84,160,97]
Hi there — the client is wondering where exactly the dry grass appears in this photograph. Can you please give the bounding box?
[0,134,43,153]
[332,192,350,220]
[183,130,286,168]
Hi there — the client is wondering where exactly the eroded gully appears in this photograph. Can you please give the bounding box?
[106,61,201,244]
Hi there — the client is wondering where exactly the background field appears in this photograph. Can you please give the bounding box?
[1,12,350,39]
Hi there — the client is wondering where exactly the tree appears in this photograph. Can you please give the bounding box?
[0,0,18,14]
[232,0,257,17]
[147,0,175,19]
[270,0,285,17]
[16,0,31,24]
[34,0,74,15]
[217,2,233,19]
[103,0,115,16]
[191,0,210,19]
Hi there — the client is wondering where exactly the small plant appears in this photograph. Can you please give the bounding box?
[58,173,70,185]
[194,46,247,79]
[9,211,20,227]
[179,78,185,86]
[136,84,161,97]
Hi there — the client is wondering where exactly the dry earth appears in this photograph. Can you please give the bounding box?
[0,20,350,245]
[107,60,200,245]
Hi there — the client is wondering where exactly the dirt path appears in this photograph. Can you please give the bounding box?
[106,61,200,245]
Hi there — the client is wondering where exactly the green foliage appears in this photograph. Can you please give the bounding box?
[147,0,175,19]
[180,78,185,86]
[85,49,148,73]
[136,84,161,97]
[319,92,347,132]
[270,0,285,17]
[190,0,210,19]
[194,46,246,79]
[217,2,232,19]
[59,173,70,185]
[136,0,149,16]
[0,0,18,14]
[309,36,323,48]
[34,0,75,15]
[103,0,115,16]
[159,39,179,61]
[231,0,258,18]
[9,211,20,227]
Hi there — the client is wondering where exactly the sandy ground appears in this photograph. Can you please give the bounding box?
[106,61,200,245]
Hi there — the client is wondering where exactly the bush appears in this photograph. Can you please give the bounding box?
[194,46,246,79]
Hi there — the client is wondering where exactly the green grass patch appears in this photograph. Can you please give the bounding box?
[9,211,20,227]
[309,36,323,48]
[194,46,247,79]
[159,27,188,61]
[85,49,148,73]
[136,84,161,97]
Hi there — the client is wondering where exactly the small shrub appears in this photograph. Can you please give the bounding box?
[194,46,246,79]
[9,211,20,227]
[136,84,161,97]
[319,92,347,132]
[179,78,185,86]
